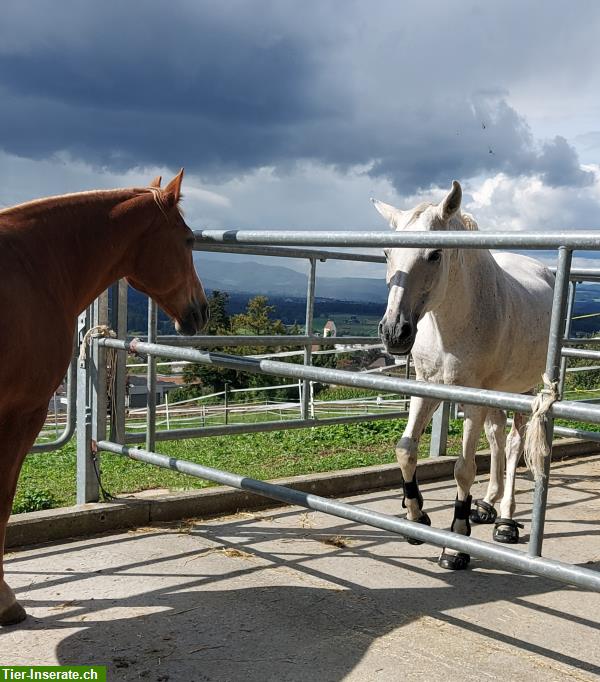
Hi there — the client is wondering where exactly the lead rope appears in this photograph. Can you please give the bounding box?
[524,373,559,481]
[79,324,118,502]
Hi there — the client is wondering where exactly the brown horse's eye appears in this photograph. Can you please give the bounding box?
[186,237,195,247]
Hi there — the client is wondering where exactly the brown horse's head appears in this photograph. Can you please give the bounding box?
[125,169,209,335]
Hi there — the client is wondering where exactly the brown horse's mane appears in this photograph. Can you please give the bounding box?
[0,186,174,220]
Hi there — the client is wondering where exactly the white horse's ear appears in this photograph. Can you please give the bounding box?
[371,198,405,230]
[439,180,462,220]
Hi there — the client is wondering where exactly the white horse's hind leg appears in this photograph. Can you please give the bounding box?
[494,412,527,544]
[439,404,487,570]
[470,409,507,524]
[396,396,440,542]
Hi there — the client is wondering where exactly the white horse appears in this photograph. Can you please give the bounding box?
[372,181,554,569]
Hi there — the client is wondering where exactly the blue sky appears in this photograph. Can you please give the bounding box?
[2,0,600,277]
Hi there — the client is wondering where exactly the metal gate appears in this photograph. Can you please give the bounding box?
[75,228,600,591]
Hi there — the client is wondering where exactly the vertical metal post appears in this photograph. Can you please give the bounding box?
[76,307,98,503]
[224,381,230,425]
[90,292,109,491]
[110,280,128,443]
[528,247,573,557]
[53,393,59,437]
[146,298,158,451]
[429,401,450,458]
[558,281,577,397]
[301,258,317,420]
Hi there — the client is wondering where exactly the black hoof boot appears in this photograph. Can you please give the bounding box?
[406,512,431,545]
[438,550,471,570]
[493,518,524,544]
[470,499,497,525]
[402,472,429,545]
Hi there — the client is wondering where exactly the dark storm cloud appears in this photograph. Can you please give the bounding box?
[0,0,596,192]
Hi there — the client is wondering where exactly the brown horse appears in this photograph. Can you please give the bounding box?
[0,170,208,625]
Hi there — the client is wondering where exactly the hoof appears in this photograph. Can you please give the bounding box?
[438,550,471,571]
[0,601,27,626]
[470,499,497,525]
[406,512,431,545]
[493,518,524,544]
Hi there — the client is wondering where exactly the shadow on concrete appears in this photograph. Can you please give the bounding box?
[3,456,599,680]
[4,507,599,681]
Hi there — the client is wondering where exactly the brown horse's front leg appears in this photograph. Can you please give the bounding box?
[0,407,48,626]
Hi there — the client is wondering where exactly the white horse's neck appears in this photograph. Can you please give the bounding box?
[435,247,501,328]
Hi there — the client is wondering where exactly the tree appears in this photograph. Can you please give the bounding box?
[176,294,298,400]
[205,290,231,334]
[231,295,286,336]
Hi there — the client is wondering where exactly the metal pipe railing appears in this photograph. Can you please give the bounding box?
[99,339,600,425]
[194,229,600,249]
[86,232,600,591]
[529,247,572,557]
[194,242,386,264]
[153,334,380,348]
[96,440,600,592]
[123,409,410,444]
[562,347,600,360]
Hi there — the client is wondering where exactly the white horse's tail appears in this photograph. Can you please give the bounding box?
[524,374,558,481]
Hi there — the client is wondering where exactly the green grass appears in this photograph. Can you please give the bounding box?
[15,418,479,513]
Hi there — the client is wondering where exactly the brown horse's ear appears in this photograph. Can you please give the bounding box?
[163,168,184,207]
[149,175,162,188]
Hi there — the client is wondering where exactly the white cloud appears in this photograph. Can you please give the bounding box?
[465,167,600,232]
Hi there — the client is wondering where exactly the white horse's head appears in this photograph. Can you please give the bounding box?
[373,181,472,354]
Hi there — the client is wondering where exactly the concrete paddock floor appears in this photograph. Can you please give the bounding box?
[2,454,599,681]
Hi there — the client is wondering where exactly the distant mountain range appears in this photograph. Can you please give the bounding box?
[123,258,600,337]
[195,257,387,303]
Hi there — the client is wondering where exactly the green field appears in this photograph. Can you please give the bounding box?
[15,381,600,514]
[15,413,474,514]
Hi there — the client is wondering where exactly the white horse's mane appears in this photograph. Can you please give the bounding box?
[406,203,479,231]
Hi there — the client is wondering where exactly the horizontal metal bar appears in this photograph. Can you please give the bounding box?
[562,348,600,360]
[564,338,600,346]
[154,335,380,348]
[553,424,600,442]
[106,339,598,421]
[123,410,410,443]
[103,337,532,412]
[195,242,386,264]
[565,365,600,373]
[96,440,600,591]
[549,267,600,282]
[194,229,600,250]
[100,338,600,423]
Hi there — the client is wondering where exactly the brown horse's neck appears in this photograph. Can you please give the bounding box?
[0,189,157,319]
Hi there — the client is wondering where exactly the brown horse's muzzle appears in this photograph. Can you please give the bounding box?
[175,298,210,335]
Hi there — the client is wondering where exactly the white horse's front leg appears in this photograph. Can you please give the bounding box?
[439,404,487,570]
[494,412,526,544]
[396,396,440,544]
[470,408,507,525]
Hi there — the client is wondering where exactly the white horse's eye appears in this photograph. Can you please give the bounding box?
[427,250,442,263]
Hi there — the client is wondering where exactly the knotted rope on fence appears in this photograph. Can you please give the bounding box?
[78,324,117,364]
[524,373,558,481]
